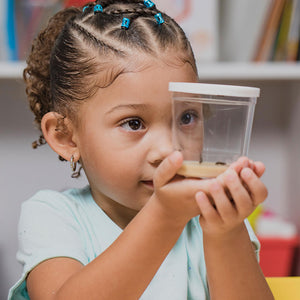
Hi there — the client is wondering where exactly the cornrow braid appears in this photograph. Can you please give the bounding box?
[81,0,157,18]
[70,21,124,55]
[101,5,158,16]
[24,0,197,157]
[83,3,157,16]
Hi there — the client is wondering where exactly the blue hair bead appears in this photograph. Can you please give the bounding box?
[83,5,89,12]
[121,17,130,29]
[154,13,164,25]
[94,4,103,13]
[144,0,155,8]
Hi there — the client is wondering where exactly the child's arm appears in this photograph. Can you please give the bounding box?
[27,203,186,300]
[26,153,273,300]
[196,159,274,300]
[26,151,203,300]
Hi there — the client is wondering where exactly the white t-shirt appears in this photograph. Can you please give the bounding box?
[8,186,259,300]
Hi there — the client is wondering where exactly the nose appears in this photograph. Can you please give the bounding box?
[147,127,173,166]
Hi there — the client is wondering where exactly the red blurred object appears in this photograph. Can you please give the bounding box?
[64,0,91,7]
[258,236,300,277]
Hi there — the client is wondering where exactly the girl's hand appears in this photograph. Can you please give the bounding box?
[150,151,202,227]
[195,157,268,237]
[229,156,265,178]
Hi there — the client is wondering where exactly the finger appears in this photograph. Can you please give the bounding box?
[249,159,255,170]
[229,156,249,174]
[223,169,254,217]
[229,157,265,178]
[240,168,268,206]
[245,159,265,177]
[252,161,265,178]
[153,151,183,188]
[195,191,221,224]
[208,179,237,222]
[217,156,248,186]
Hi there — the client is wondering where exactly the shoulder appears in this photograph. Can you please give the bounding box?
[9,188,92,299]
[18,186,95,244]
[18,186,94,252]
[20,186,91,217]
[23,185,90,205]
[17,186,93,266]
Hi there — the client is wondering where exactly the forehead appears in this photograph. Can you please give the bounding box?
[101,61,197,99]
[77,60,198,124]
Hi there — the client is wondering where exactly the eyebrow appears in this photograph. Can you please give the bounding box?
[106,103,149,115]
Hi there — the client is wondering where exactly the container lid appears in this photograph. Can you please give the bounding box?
[169,82,260,98]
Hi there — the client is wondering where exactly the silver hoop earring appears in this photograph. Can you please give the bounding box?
[70,155,77,172]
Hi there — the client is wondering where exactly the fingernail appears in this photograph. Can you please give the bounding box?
[196,191,205,201]
[242,168,252,178]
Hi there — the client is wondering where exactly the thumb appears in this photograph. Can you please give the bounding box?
[153,151,183,188]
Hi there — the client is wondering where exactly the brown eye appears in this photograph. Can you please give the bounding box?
[180,112,193,125]
[120,118,145,131]
[179,110,199,126]
[128,119,142,130]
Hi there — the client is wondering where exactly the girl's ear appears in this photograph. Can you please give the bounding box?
[41,112,80,163]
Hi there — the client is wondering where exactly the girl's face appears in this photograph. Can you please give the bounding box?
[74,59,198,227]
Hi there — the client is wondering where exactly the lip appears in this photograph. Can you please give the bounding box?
[141,180,154,189]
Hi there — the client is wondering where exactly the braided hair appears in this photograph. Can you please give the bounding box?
[24,0,197,148]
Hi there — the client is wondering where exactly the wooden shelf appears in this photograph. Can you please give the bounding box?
[2,61,300,81]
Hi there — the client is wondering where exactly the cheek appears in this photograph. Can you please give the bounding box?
[82,143,141,187]
[77,124,146,188]
[176,128,203,161]
[84,150,146,209]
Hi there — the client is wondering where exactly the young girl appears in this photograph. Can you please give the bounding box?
[9,1,274,299]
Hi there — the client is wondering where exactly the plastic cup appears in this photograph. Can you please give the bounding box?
[170,82,260,178]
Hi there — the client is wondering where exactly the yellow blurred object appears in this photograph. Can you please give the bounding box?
[266,277,300,300]
[248,205,263,231]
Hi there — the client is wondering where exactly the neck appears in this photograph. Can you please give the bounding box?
[91,189,139,229]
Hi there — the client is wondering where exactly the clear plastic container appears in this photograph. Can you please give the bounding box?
[170,82,260,178]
